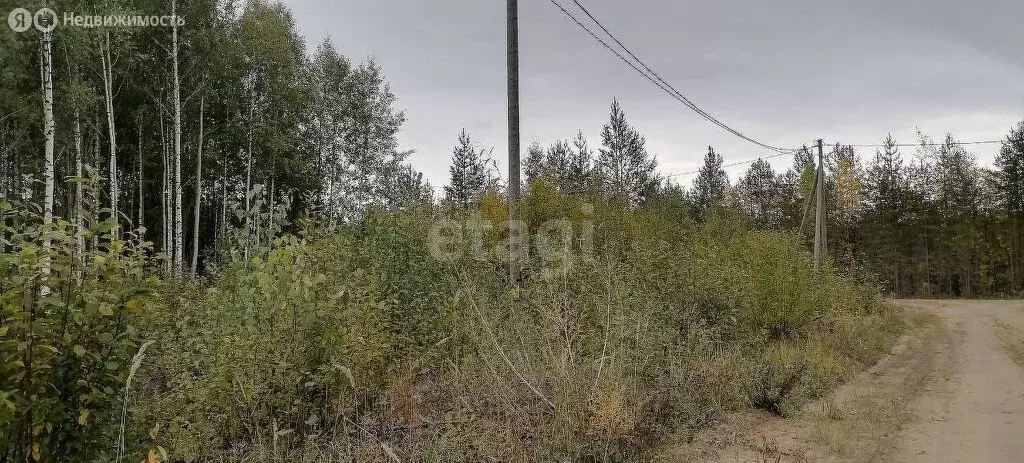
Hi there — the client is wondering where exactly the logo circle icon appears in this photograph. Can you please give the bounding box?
[7,8,32,32]
[33,7,56,33]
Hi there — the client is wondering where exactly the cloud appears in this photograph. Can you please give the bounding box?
[280,0,1024,187]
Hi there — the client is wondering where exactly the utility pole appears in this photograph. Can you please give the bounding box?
[507,0,522,284]
[813,139,826,274]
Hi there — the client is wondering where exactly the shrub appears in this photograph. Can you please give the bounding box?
[0,191,160,461]
[118,189,903,461]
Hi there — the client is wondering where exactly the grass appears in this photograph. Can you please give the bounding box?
[122,197,908,461]
[994,320,1024,368]
[804,311,942,461]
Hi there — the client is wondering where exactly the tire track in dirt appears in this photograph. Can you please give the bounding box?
[877,300,1024,463]
[663,300,1024,462]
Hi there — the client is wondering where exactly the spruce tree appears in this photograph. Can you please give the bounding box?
[862,134,908,293]
[692,146,728,219]
[597,99,657,205]
[524,141,545,185]
[545,140,571,188]
[444,129,488,210]
[738,158,779,227]
[566,130,593,194]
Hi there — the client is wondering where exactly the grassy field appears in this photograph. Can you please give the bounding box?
[129,191,904,461]
[0,187,905,461]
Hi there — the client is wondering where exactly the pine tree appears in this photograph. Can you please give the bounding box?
[776,146,816,229]
[737,158,779,228]
[382,163,433,210]
[933,134,982,296]
[566,130,592,194]
[597,99,656,205]
[546,140,571,186]
[862,134,908,294]
[524,139,574,192]
[524,141,545,185]
[691,146,727,219]
[994,122,1024,291]
[444,129,488,210]
[829,144,861,268]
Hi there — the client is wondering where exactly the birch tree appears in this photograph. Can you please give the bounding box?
[100,31,118,234]
[136,113,143,228]
[161,110,171,274]
[74,109,84,260]
[192,96,205,275]
[172,0,183,275]
[40,17,55,260]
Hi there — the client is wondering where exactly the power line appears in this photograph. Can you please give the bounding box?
[666,138,1006,178]
[666,149,797,178]
[547,1,1006,179]
[836,140,1003,148]
[567,0,794,154]
[568,1,791,155]
[550,0,798,154]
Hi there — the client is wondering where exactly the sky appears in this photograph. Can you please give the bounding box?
[278,0,1024,189]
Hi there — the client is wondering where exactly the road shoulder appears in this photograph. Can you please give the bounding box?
[656,306,944,462]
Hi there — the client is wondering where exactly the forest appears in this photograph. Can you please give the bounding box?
[2,0,1023,461]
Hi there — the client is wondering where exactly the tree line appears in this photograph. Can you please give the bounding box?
[4,1,1023,297]
[1,0,432,276]
[444,101,1024,297]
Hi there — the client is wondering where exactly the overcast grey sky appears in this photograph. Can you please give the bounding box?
[279,0,1024,188]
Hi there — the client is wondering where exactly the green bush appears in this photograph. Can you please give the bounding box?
[0,191,160,461]
[126,190,898,461]
[135,207,459,461]
[18,184,898,462]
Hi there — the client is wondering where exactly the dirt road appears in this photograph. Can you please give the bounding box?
[672,299,1024,462]
[878,300,1024,463]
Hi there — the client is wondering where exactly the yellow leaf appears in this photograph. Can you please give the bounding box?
[125,298,146,313]
[146,449,160,463]
[31,442,40,461]
[78,408,90,425]
[98,304,114,316]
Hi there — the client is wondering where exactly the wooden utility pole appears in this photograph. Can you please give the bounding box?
[507,0,522,284]
[813,139,826,274]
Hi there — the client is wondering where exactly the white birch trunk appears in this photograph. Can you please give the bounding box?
[161,113,170,274]
[92,116,99,251]
[74,109,84,260]
[137,119,143,228]
[219,159,227,262]
[41,29,55,247]
[244,140,252,261]
[102,31,118,235]
[191,96,204,276]
[172,0,183,276]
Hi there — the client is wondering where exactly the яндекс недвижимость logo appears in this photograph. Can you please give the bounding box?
[8,7,182,32]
